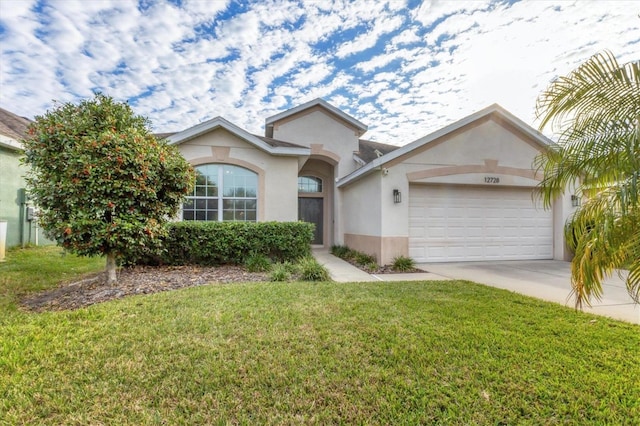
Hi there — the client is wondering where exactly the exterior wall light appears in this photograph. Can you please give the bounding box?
[393,189,401,204]
[571,194,581,207]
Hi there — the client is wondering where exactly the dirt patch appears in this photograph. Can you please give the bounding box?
[21,265,268,312]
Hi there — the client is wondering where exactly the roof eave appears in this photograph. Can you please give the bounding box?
[167,117,310,157]
[0,134,23,151]
[271,147,311,156]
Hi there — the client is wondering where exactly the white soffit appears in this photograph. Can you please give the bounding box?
[0,134,23,151]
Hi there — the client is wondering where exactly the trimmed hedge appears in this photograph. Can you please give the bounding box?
[132,221,314,266]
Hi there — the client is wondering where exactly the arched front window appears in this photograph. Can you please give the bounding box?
[298,176,322,193]
[183,164,257,221]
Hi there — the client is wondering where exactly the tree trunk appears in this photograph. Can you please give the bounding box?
[106,253,117,285]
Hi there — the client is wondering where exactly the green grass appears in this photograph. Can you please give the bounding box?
[0,246,104,311]
[1,247,639,424]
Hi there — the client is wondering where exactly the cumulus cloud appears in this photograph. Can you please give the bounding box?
[0,0,637,144]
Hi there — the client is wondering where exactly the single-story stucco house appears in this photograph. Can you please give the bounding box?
[167,99,575,264]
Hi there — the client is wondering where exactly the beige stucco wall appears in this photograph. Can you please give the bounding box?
[340,169,410,263]
[341,172,382,237]
[271,108,360,178]
[396,119,543,185]
[177,128,299,222]
[340,116,573,263]
[343,234,408,265]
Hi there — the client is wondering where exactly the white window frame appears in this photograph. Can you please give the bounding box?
[183,164,257,222]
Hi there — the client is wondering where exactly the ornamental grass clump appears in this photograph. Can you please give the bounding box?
[244,253,272,272]
[392,255,416,272]
[355,252,376,266]
[269,263,292,282]
[330,244,351,258]
[298,256,331,281]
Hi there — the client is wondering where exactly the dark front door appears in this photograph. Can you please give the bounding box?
[298,197,323,244]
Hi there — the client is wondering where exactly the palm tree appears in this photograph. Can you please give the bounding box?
[534,50,639,308]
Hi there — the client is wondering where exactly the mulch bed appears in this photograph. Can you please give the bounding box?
[20,260,424,313]
[21,265,268,312]
[340,259,425,274]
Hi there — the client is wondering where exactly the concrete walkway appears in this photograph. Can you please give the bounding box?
[312,249,639,325]
[312,248,449,283]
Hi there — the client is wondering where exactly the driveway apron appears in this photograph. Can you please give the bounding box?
[417,260,639,324]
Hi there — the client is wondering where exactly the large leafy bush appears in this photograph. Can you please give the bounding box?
[22,94,194,283]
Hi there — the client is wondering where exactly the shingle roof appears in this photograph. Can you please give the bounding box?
[356,139,399,163]
[0,107,31,140]
[154,132,176,140]
[253,134,307,149]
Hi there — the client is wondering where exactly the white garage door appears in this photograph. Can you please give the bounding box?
[409,185,553,262]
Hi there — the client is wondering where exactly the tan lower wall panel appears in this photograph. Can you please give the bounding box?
[380,236,409,265]
[344,234,409,265]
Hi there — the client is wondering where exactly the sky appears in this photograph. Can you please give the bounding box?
[0,0,638,145]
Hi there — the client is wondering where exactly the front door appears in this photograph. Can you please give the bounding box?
[298,197,323,245]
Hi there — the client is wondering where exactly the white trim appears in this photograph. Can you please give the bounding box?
[184,164,258,222]
[265,98,368,135]
[352,152,366,167]
[337,104,553,187]
[0,134,23,151]
[167,116,310,157]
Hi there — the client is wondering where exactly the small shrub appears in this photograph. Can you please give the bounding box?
[280,261,300,275]
[391,255,415,272]
[342,248,358,261]
[355,252,376,266]
[298,256,331,281]
[269,264,291,282]
[331,244,359,261]
[331,245,351,258]
[245,253,272,272]
[362,262,380,272]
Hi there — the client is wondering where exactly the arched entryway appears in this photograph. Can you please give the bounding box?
[298,158,335,246]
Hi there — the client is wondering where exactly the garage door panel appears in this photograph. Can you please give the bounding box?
[409,185,553,262]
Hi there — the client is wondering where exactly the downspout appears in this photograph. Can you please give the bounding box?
[19,188,26,247]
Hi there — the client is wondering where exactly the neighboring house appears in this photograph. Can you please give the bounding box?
[0,108,50,247]
[169,99,575,264]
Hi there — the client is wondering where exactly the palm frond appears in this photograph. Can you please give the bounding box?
[537,50,640,132]
[535,51,639,306]
[566,183,640,308]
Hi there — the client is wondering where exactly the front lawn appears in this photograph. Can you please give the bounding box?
[1,247,639,424]
[0,246,104,311]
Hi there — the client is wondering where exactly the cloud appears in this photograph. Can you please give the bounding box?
[335,14,405,58]
[0,0,638,145]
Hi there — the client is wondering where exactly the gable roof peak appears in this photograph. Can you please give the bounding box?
[265,98,368,136]
[338,104,552,188]
[166,115,309,157]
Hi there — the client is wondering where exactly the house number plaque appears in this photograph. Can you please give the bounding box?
[484,176,500,184]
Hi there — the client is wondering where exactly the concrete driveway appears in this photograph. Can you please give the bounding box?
[417,260,639,325]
